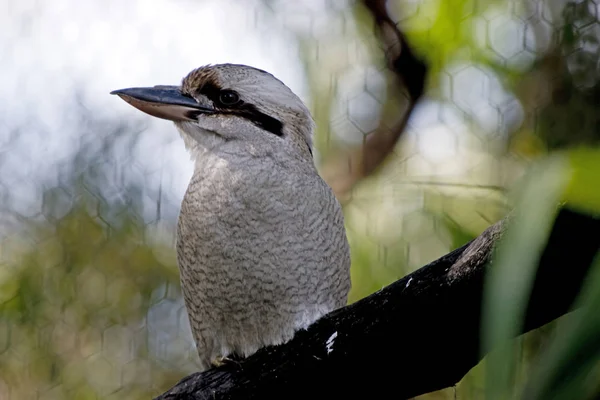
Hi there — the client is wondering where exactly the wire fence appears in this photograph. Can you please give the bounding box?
[1,0,598,398]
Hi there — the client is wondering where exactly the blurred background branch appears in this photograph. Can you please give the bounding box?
[320,0,427,200]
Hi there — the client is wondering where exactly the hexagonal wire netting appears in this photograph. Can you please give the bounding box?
[1,0,598,398]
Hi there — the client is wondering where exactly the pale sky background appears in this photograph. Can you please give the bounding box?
[1,0,315,222]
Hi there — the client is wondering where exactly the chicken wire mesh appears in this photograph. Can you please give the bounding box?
[1,0,599,398]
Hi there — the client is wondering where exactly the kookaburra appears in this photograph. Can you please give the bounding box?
[111,64,351,371]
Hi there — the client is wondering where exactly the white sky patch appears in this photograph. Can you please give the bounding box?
[326,331,338,354]
[417,124,457,163]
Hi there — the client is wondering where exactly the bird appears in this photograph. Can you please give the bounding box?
[111,63,351,371]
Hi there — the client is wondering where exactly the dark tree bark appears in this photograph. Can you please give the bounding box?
[155,208,600,400]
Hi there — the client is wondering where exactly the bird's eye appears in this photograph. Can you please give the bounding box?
[218,90,241,106]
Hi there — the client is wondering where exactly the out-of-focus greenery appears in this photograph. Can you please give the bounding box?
[481,148,600,400]
[0,203,181,399]
[1,0,600,399]
[483,155,569,400]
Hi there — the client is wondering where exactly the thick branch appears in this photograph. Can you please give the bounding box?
[155,208,600,400]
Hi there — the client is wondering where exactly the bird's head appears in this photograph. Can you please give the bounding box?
[111,64,314,160]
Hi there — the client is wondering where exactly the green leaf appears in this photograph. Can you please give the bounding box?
[482,155,570,400]
[522,252,600,400]
[563,147,600,215]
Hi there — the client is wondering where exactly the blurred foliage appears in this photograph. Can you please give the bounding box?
[481,146,600,400]
[523,255,600,400]
[1,0,600,399]
[0,203,181,399]
[483,155,568,400]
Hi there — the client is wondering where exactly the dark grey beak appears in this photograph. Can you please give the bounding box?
[110,85,213,121]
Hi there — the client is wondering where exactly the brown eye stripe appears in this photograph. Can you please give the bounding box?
[181,67,284,137]
[194,82,284,137]
[235,104,283,137]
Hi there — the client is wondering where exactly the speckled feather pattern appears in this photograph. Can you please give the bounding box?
[173,64,351,371]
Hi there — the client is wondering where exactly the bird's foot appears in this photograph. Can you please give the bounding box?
[211,355,242,368]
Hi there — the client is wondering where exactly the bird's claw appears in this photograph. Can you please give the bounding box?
[211,355,240,368]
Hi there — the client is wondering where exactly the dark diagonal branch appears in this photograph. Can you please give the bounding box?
[155,208,600,399]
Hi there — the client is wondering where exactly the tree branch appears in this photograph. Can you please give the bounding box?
[155,208,600,400]
[322,0,428,200]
